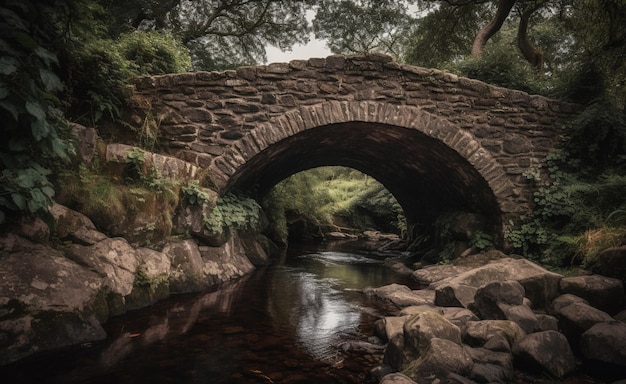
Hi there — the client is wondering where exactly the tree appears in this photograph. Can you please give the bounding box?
[104,0,314,70]
[312,0,415,57]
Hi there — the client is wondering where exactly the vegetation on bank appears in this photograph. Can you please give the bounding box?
[1,0,625,272]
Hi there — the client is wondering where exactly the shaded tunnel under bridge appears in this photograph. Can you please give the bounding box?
[130,54,579,242]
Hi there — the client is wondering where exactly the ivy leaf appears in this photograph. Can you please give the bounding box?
[25,100,45,121]
[39,68,63,92]
[0,56,18,75]
[35,46,58,67]
[0,100,19,121]
[11,193,26,210]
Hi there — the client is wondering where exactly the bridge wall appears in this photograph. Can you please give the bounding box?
[131,54,578,227]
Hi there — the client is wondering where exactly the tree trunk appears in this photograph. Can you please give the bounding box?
[471,0,517,57]
[517,6,544,71]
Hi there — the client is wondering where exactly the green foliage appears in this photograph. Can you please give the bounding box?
[204,194,261,235]
[262,167,406,243]
[0,0,74,223]
[181,180,211,205]
[116,31,191,76]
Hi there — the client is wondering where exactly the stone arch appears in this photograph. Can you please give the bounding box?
[209,100,513,212]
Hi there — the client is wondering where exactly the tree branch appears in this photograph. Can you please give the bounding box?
[517,4,544,71]
[471,0,516,56]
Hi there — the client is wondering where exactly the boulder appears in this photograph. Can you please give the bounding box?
[364,284,435,308]
[378,315,410,341]
[384,334,412,371]
[556,301,614,347]
[50,203,107,245]
[560,275,625,315]
[552,293,588,312]
[16,216,50,244]
[0,234,107,365]
[403,338,473,383]
[464,320,526,349]
[400,305,478,333]
[198,234,256,286]
[162,238,206,293]
[580,321,626,369]
[65,237,139,298]
[587,246,626,283]
[403,311,462,357]
[512,330,576,378]
[380,373,418,384]
[471,280,540,332]
[433,258,562,310]
[465,347,514,383]
[411,264,472,286]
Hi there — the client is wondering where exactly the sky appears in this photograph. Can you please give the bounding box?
[265,38,332,64]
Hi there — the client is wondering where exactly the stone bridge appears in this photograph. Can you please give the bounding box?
[131,54,578,240]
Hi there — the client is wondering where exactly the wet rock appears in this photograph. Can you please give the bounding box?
[364,284,434,308]
[465,346,514,383]
[512,330,576,378]
[403,338,473,383]
[198,234,255,285]
[377,315,410,342]
[560,275,625,315]
[580,321,626,369]
[464,320,526,348]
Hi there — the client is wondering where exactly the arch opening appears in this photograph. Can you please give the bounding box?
[222,121,503,249]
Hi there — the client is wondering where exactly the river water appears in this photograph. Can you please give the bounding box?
[1,242,415,383]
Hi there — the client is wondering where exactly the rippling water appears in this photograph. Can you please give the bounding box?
[0,243,414,383]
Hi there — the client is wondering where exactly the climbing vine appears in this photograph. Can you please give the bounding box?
[203,194,261,235]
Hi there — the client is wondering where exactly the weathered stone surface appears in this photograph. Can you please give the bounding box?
[580,321,626,368]
[560,275,625,315]
[198,233,255,286]
[552,293,588,312]
[400,305,478,333]
[472,280,525,317]
[364,284,435,308]
[162,238,206,293]
[464,320,526,348]
[512,330,576,378]
[380,373,418,384]
[379,315,410,342]
[465,347,514,383]
[70,122,98,165]
[404,311,462,356]
[65,237,139,297]
[411,264,472,286]
[0,234,107,365]
[403,338,473,383]
[588,246,626,282]
[433,258,562,310]
[16,216,50,244]
[50,203,107,245]
[556,301,615,344]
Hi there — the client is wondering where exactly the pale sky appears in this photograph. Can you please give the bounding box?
[264,38,332,64]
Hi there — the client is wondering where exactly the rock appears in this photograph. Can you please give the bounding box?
[0,235,107,365]
[380,373,418,384]
[65,237,138,298]
[552,293,588,312]
[383,334,412,371]
[411,264,472,286]
[556,301,615,347]
[70,122,98,165]
[17,216,50,244]
[50,203,107,245]
[135,247,171,280]
[404,311,462,357]
[433,258,562,310]
[464,320,526,348]
[364,284,434,308]
[162,238,206,293]
[588,246,626,283]
[240,234,271,266]
[472,280,540,333]
[378,315,410,341]
[403,338,473,383]
[512,330,576,378]
[580,321,626,369]
[400,305,478,333]
[560,275,625,315]
[536,314,559,331]
[465,347,514,383]
[198,234,256,286]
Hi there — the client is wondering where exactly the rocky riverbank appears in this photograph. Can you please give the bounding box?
[366,251,626,383]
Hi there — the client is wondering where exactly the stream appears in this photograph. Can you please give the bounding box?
[0,241,416,383]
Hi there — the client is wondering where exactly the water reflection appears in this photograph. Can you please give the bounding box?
[0,248,409,383]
